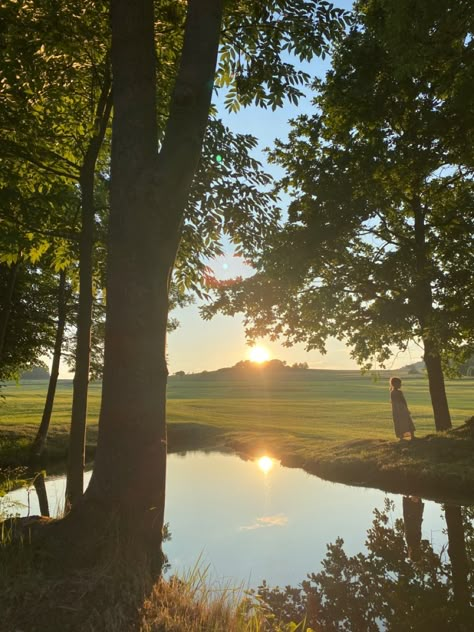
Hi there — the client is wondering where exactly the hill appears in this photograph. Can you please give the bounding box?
[20,366,50,380]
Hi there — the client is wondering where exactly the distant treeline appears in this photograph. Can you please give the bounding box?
[174,359,309,378]
[20,366,50,380]
[403,358,474,377]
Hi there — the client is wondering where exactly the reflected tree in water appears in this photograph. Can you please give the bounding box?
[255,499,473,631]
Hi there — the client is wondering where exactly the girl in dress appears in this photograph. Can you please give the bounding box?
[390,377,415,440]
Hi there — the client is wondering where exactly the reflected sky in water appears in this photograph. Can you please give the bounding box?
[4,451,461,587]
[164,452,448,586]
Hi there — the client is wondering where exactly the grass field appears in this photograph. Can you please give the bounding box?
[1,369,473,501]
[1,369,472,441]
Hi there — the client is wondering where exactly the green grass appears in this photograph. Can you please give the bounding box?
[1,371,472,439]
[1,370,473,501]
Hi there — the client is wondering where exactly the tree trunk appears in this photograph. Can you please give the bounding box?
[444,505,470,609]
[65,71,112,508]
[413,196,452,431]
[65,164,95,507]
[423,337,452,431]
[33,471,50,517]
[0,259,21,364]
[31,270,68,459]
[70,0,225,560]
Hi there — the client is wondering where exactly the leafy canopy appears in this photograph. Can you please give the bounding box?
[205,0,474,373]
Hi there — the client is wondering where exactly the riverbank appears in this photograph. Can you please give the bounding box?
[1,373,473,502]
[2,418,473,504]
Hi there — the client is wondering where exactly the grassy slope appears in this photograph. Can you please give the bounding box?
[1,370,473,500]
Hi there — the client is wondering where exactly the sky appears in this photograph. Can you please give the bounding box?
[59,0,423,377]
[165,1,422,375]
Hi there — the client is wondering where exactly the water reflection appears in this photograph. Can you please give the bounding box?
[256,498,474,630]
[3,450,473,627]
[257,455,274,474]
[33,471,50,518]
[240,514,288,532]
[403,495,424,561]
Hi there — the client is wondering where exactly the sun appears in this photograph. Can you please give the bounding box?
[249,346,270,363]
[257,456,274,473]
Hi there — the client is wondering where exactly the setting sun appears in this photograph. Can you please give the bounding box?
[257,456,274,473]
[249,346,270,363]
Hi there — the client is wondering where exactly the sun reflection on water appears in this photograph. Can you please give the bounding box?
[257,456,274,474]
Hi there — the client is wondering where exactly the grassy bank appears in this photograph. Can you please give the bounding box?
[0,534,274,632]
[1,370,473,501]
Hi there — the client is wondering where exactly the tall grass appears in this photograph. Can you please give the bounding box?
[142,561,268,631]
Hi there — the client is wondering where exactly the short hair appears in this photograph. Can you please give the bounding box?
[390,376,402,390]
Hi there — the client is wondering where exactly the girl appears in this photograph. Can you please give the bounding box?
[390,377,415,440]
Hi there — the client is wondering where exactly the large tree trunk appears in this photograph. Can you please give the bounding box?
[31,269,68,459]
[72,0,224,560]
[413,196,452,431]
[423,337,452,431]
[66,73,112,508]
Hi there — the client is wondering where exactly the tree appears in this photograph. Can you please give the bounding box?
[1,0,113,500]
[205,0,474,431]
[31,269,72,458]
[50,0,349,566]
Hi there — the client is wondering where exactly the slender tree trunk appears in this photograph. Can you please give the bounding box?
[72,0,225,559]
[0,259,21,364]
[423,337,452,431]
[65,72,112,508]
[65,164,95,507]
[31,270,68,459]
[444,505,470,609]
[33,471,50,517]
[413,196,452,431]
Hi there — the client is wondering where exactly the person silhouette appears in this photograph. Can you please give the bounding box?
[389,377,415,440]
[402,495,424,561]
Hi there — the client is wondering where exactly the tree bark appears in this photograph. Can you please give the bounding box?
[76,0,224,557]
[423,337,452,431]
[413,196,452,431]
[31,269,68,459]
[65,71,112,508]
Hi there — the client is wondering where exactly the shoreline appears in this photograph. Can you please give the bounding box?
[2,419,473,506]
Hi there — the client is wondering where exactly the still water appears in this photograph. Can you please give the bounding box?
[4,451,467,590]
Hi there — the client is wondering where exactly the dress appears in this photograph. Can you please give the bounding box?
[390,389,415,438]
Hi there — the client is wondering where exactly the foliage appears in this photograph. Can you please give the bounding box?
[218,0,352,111]
[0,263,59,381]
[204,0,474,376]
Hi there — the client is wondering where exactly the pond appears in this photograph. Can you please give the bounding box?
[4,451,471,594]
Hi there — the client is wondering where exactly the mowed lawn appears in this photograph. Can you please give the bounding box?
[1,370,472,445]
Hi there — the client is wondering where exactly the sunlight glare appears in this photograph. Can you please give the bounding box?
[257,456,274,473]
[249,346,270,363]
